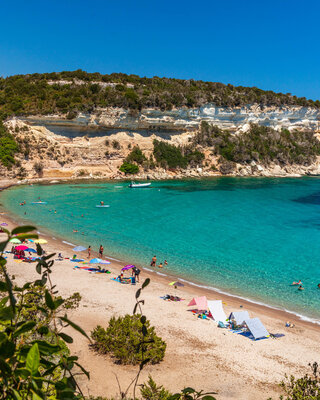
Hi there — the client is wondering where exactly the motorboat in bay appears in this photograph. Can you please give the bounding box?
[129,182,151,188]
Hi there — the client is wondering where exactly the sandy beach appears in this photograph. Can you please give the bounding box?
[2,211,320,400]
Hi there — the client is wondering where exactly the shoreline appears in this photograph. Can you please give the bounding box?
[2,202,320,399]
[2,199,320,333]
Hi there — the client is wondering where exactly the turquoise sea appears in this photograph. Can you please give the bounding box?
[2,178,320,322]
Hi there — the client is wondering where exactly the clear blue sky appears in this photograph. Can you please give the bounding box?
[1,0,319,99]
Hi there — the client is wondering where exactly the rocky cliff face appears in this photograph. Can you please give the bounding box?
[24,104,320,132]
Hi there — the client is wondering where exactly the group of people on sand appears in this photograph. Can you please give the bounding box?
[150,255,168,268]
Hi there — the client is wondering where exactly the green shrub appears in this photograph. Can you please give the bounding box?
[0,120,19,167]
[119,161,139,174]
[91,314,166,365]
[276,362,320,400]
[126,145,146,165]
[112,140,121,150]
[33,161,44,176]
[153,140,187,169]
[196,122,320,167]
[140,376,171,400]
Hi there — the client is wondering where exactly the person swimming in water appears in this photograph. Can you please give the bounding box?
[150,255,156,267]
[292,280,302,286]
[100,201,104,206]
[298,285,304,291]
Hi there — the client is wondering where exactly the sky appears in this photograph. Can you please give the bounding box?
[0,0,319,99]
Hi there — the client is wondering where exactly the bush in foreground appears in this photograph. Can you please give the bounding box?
[91,314,166,365]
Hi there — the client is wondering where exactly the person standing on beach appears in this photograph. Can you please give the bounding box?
[88,246,91,258]
[99,245,104,258]
[150,255,156,267]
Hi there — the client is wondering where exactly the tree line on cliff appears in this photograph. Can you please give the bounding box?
[0,69,319,118]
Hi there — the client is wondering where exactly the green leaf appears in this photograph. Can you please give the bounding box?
[13,321,37,338]
[15,368,31,379]
[26,343,40,376]
[0,240,9,253]
[182,388,196,394]
[44,290,55,310]
[0,337,15,358]
[135,288,141,299]
[12,389,22,400]
[37,326,49,335]
[59,316,90,341]
[0,305,14,321]
[142,278,150,289]
[74,361,90,379]
[31,390,43,400]
[140,315,146,324]
[201,396,217,400]
[16,233,38,241]
[0,281,8,291]
[58,332,73,343]
[32,340,61,355]
[0,357,12,375]
[54,298,64,309]
[36,264,42,274]
[11,225,36,235]
[3,269,16,315]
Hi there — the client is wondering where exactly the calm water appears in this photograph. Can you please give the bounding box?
[2,178,320,321]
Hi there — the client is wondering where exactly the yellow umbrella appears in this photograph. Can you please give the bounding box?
[34,239,47,244]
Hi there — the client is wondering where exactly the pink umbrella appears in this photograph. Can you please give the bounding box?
[121,264,135,271]
[15,245,29,251]
[1,223,8,226]
[188,296,208,310]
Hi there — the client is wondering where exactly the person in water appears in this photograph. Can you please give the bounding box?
[164,260,168,266]
[99,245,104,257]
[88,246,91,258]
[100,201,104,206]
[158,262,163,268]
[292,280,302,285]
[318,283,320,289]
[298,285,304,291]
[150,255,157,267]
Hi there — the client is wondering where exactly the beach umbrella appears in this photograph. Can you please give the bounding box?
[34,239,47,244]
[26,248,37,253]
[100,260,111,265]
[72,245,87,252]
[15,245,29,251]
[169,281,184,287]
[9,238,21,244]
[121,264,135,271]
[1,223,8,226]
[89,258,102,264]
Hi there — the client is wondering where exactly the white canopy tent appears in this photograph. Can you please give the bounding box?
[244,318,269,340]
[228,311,250,326]
[207,300,227,322]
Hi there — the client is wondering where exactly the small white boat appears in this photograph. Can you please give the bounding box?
[129,182,151,188]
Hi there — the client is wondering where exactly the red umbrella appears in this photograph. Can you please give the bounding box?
[15,245,29,251]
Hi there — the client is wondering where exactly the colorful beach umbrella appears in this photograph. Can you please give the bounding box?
[169,281,184,287]
[1,223,8,226]
[121,264,135,271]
[34,239,47,244]
[15,245,29,251]
[72,246,87,252]
[26,248,37,253]
[100,260,111,265]
[89,258,102,264]
[9,238,21,244]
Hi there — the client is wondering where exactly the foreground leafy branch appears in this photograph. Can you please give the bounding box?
[0,225,90,399]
